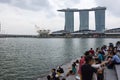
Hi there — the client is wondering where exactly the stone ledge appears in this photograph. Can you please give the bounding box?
[115,65,120,80]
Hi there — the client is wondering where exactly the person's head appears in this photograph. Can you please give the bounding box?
[112,52,116,55]
[98,51,102,54]
[96,48,99,51]
[81,56,83,58]
[109,43,114,47]
[84,51,90,56]
[85,55,94,65]
[116,41,120,47]
[76,60,79,63]
[90,48,93,50]
[72,62,76,67]
[102,45,107,49]
[95,58,101,64]
[51,68,56,73]
[47,75,51,80]
[113,47,117,53]
[101,46,104,51]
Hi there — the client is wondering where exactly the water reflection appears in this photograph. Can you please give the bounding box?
[63,39,74,61]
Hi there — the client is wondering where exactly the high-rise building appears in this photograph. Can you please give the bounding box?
[58,7,106,33]
[95,8,106,33]
[79,11,89,30]
[64,11,74,32]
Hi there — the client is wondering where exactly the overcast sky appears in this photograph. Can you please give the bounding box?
[0,0,120,35]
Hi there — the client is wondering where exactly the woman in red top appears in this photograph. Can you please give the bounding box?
[78,56,85,80]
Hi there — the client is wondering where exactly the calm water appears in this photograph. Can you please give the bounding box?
[0,38,119,80]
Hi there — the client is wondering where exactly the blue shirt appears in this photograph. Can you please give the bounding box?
[111,55,120,63]
[98,54,104,61]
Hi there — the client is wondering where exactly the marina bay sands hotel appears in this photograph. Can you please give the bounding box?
[58,7,106,33]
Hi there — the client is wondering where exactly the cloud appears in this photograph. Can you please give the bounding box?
[0,0,57,18]
[63,0,81,7]
[0,0,52,11]
[0,0,11,3]
[50,0,81,8]
[95,0,120,17]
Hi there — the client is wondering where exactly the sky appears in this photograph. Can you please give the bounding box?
[0,0,120,35]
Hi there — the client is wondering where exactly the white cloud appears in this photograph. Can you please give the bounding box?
[0,0,52,11]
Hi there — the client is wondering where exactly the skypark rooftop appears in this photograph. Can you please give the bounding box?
[58,6,106,12]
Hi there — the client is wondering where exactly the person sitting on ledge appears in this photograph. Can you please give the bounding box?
[47,75,51,80]
[107,51,120,69]
[51,68,57,80]
[89,48,95,56]
[72,62,77,75]
[57,66,64,74]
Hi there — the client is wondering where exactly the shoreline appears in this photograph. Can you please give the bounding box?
[0,34,120,38]
[0,36,120,38]
[36,58,80,80]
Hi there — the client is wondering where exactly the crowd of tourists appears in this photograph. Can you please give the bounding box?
[47,41,120,80]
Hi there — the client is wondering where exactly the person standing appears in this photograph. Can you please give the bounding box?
[81,55,97,80]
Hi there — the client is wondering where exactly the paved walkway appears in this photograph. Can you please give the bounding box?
[104,68,117,80]
[115,65,120,80]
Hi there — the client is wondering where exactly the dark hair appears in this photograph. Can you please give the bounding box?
[109,43,114,48]
[52,68,56,72]
[116,41,120,47]
[96,48,99,51]
[81,56,83,58]
[72,62,76,67]
[90,48,93,50]
[84,51,89,56]
[76,60,79,63]
[85,55,93,63]
[47,75,51,80]
[112,52,116,55]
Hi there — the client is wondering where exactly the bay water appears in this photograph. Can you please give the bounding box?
[0,38,119,80]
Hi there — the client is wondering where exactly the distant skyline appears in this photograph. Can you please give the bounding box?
[0,0,120,35]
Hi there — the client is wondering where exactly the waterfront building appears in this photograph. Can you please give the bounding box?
[65,11,74,32]
[105,28,120,33]
[58,6,106,33]
[37,29,50,37]
[79,11,89,30]
[95,7,106,33]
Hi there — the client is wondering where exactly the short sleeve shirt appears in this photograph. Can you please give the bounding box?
[81,64,97,80]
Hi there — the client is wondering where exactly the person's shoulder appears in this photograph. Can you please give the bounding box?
[113,55,118,58]
[82,64,89,67]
